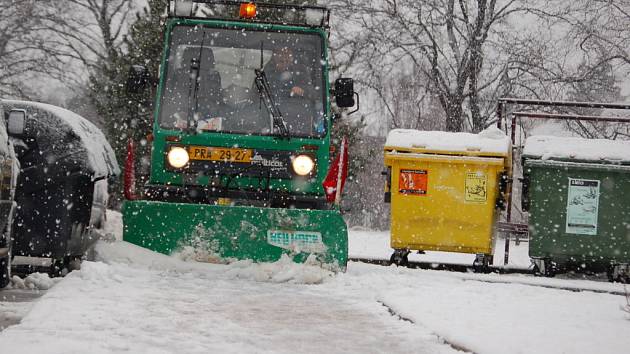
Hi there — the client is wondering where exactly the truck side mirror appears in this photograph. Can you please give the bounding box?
[334,78,359,114]
[7,109,26,137]
[126,65,149,94]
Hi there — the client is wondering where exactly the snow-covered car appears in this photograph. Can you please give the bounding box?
[0,105,20,288]
[2,100,119,276]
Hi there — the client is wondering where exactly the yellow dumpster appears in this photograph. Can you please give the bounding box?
[383,127,511,269]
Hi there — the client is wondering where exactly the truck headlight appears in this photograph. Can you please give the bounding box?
[292,155,315,176]
[167,146,189,168]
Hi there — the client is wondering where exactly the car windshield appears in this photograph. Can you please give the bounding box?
[158,25,326,138]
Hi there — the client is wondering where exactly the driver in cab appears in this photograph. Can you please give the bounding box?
[263,46,312,100]
[256,46,324,135]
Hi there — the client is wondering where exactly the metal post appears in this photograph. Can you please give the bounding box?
[496,101,503,130]
[507,114,516,223]
[502,105,518,265]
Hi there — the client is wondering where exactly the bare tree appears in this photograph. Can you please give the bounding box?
[38,0,133,90]
[329,0,630,135]
[375,68,445,131]
[551,0,630,68]
[0,0,135,116]
[500,0,630,139]
[330,0,536,132]
[0,1,54,97]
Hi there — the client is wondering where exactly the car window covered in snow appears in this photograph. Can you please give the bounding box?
[158,25,326,137]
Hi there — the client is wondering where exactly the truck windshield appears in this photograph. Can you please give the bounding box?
[159,25,326,138]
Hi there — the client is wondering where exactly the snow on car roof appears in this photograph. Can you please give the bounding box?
[3,100,120,178]
[523,135,630,163]
[385,126,510,155]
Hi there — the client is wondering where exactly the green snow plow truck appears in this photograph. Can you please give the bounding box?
[123,0,357,269]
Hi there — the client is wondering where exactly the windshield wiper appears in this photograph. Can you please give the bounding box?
[254,41,289,138]
[254,69,289,137]
[186,30,206,132]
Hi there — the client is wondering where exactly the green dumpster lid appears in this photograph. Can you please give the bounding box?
[523,135,630,164]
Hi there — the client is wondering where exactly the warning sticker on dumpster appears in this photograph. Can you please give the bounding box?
[465,172,487,203]
[399,169,428,195]
[267,230,326,253]
[566,178,600,235]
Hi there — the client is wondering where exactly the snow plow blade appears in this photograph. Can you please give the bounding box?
[122,200,348,270]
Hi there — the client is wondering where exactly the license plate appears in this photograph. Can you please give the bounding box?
[267,230,326,253]
[187,146,252,163]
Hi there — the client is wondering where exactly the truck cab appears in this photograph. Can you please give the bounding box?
[129,1,355,209]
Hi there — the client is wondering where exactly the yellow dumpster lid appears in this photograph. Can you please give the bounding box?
[384,127,510,157]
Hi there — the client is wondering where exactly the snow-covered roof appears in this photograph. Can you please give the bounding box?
[2,100,120,178]
[523,135,630,163]
[385,126,510,155]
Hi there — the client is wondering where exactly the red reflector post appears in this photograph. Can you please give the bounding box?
[323,137,349,204]
[239,3,256,18]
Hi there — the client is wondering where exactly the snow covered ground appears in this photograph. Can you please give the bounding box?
[0,212,628,353]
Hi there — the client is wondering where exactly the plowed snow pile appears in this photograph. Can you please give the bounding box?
[96,241,335,285]
[9,273,59,291]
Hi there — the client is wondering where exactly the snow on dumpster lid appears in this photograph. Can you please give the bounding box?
[523,135,630,163]
[4,100,120,178]
[385,126,510,155]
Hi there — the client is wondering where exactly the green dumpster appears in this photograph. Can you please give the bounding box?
[522,136,630,281]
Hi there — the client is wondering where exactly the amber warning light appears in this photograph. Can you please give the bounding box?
[239,3,257,18]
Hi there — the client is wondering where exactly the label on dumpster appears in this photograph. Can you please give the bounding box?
[465,172,487,203]
[399,169,428,195]
[566,178,600,235]
[267,230,326,253]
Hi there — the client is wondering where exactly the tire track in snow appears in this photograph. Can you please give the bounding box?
[378,300,477,354]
